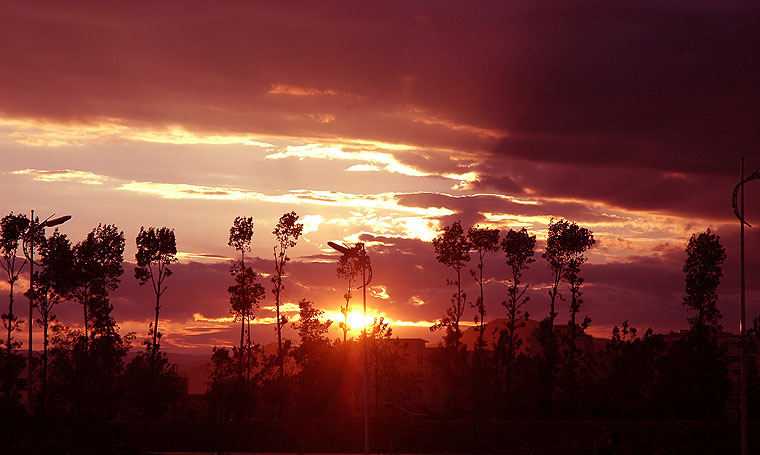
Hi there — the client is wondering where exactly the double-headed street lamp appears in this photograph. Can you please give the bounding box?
[731,158,759,455]
[23,211,71,378]
[328,241,372,455]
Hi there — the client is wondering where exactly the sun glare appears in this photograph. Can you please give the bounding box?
[347,311,373,329]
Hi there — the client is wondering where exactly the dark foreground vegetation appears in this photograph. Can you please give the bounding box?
[3,414,760,455]
[1,211,759,454]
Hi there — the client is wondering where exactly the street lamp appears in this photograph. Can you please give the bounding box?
[731,158,759,455]
[23,211,71,380]
[328,241,372,455]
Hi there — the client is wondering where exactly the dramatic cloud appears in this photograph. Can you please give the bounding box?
[2,1,759,355]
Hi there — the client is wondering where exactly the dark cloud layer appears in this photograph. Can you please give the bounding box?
[3,1,758,174]
[4,1,760,351]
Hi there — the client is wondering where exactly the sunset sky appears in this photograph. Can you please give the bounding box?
[2,1,759,354]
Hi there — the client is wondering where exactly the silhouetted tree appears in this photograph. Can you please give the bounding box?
[336,249,362,342]
[558,222,595,375]
[71,224,125,352]
[597,321,665,418]
[499,227,535,388]
[228,216,264,378]
[25,230,74,411]
[363,317,402,420]
[431,221,471,350]
[292,299,332,421]
[544,218,592,327]
[682,228,726,334]
[46,318,134,418]
[293,298,332,354]
[467,226,500,351]
[122,336,185,418]
[656,228,731,419]
[228,262,265,378]
[134,226,177,358]
[206,347,238,421]
[272,212,303,382]
[228,216,254,264]
[1,212,29,353]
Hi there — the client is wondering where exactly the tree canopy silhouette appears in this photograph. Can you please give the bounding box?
[72,224,124,351]
[134,226,177,357]
[467,225,500,351]
[1,212,29,353]
[431,221,471,350]
[683,228,726,333]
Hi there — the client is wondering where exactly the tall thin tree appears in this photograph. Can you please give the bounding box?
[467,226,500,351]
[228,216,260,376]
[0,213,29,353]
[25,230,73,410]
[228,263,265,378]
[271,212,303,379]
[542,218,567,328]
[500,227,536,386]
[71,224,125,352]
[430,221,471,350]
[134,226,177,358]
[555,221,595,373]
[683,228,726,334]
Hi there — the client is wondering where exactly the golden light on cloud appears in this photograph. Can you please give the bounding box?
[268,84,342,96]
[118,181,261,200]
[192,313,235,324]
[300,214,324,235]
[12,168,108,185]
[0,118,274,148]
[176,252,234,263]
[370,285,390,300]
[265,143,478,182]
[410,109,507,140]
[126,127,275,148]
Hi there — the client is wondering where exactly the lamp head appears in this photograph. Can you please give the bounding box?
[328,241,352,255]
[41,215,72,228]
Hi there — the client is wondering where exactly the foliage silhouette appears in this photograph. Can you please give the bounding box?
[1,212,30,353]
[72,224,125,352]
[134,226,177,357]
[272,211,303,387]
[683,228,726,333]
[431,221,471,350]
[467,225,500,352]
[228,214,264,380]
[24,230,74,411]
[498,227,535,390]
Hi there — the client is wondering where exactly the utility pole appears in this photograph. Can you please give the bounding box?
[732,158,759,455]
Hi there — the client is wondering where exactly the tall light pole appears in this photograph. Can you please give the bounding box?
[328,241,372,455]
[732,158,759,455]
[24,211,71,381]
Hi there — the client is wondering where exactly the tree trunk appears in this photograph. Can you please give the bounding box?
[239,314,245,376]
[6,282,13,353]
[246,315,252,381]
[83,298,89,352]
[478,255,485,349]
[42,315,48,413]
[153,293,160,358]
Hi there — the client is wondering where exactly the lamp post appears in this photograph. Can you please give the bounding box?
[328,241,372,455]
[731,158,759,455]
[24,211,71,381]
